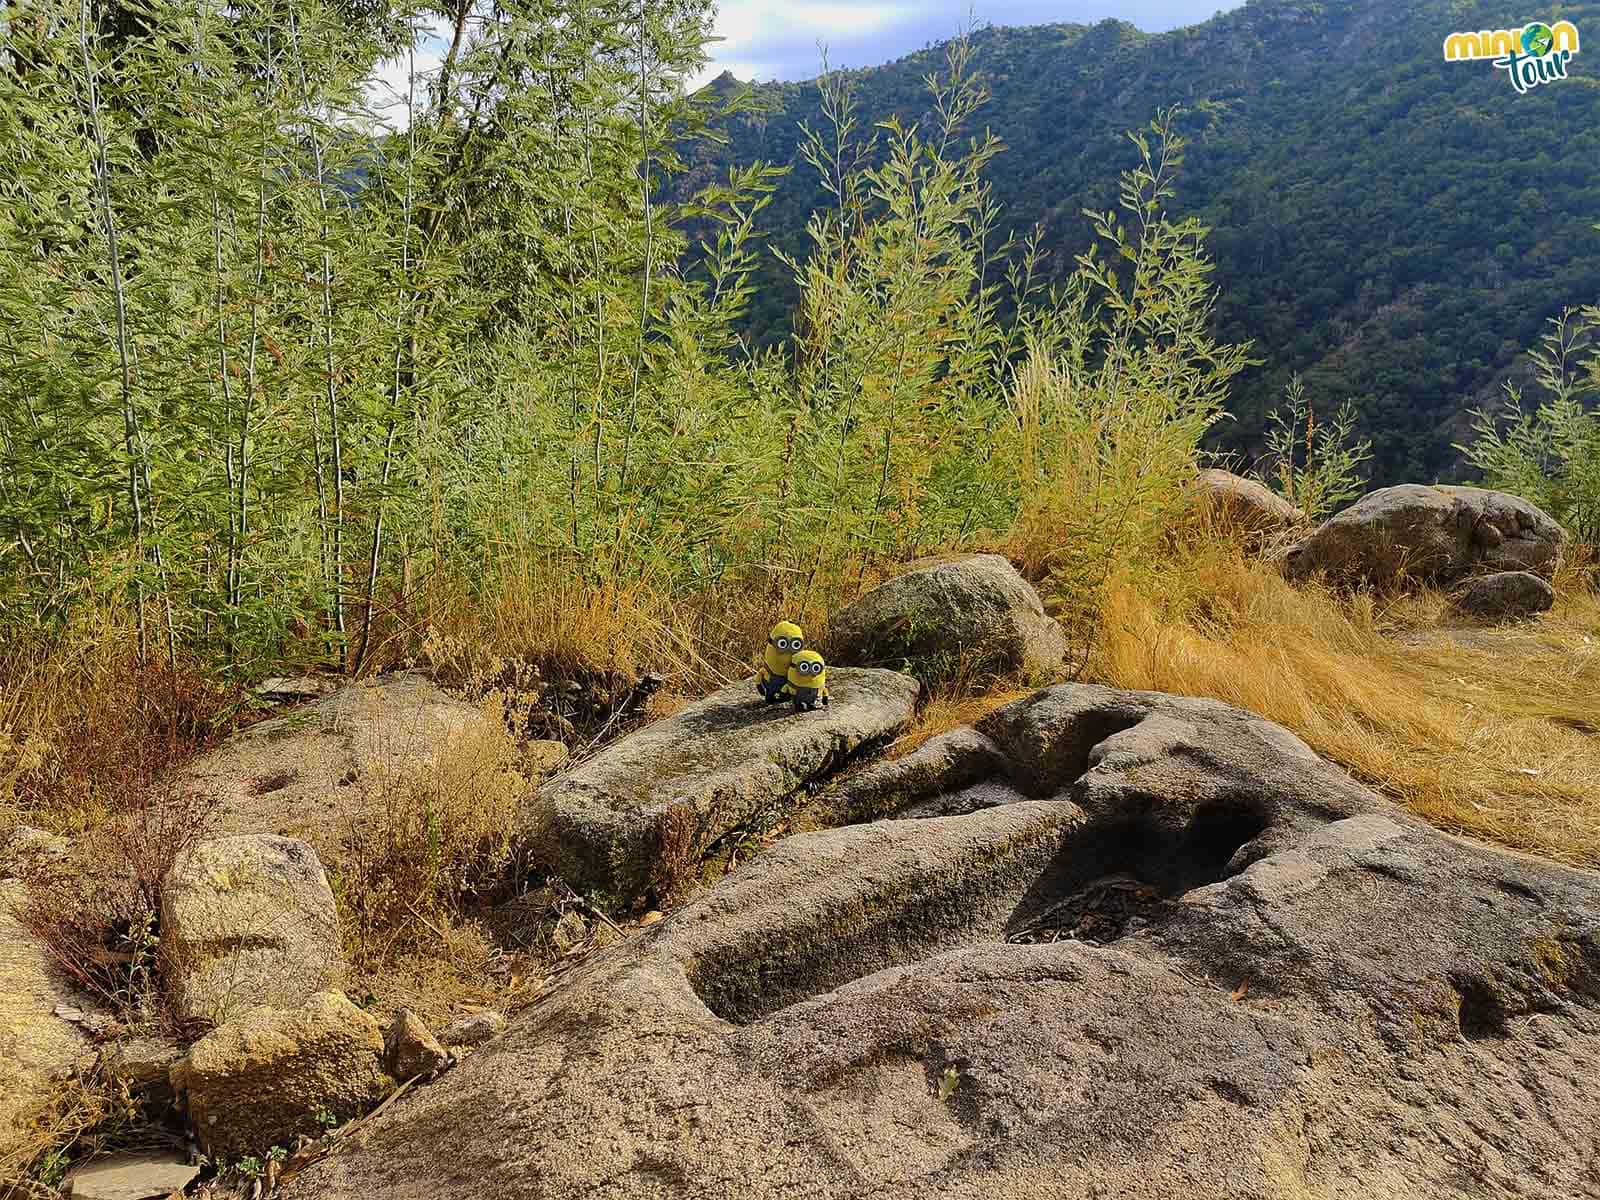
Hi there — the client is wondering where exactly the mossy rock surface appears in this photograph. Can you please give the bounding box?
[826,553,1068,684]
[526,668,920,900]
[282,684,1600,1200]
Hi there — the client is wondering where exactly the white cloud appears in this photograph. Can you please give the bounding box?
[364,18,451,131]
[693,0,910,86]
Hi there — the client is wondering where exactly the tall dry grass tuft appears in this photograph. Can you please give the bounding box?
[0,1072,150,1195]
[333,694,526,968]
[884,687,1033,762]
[0,622,245,833]
[1089,541,1600,867]
[2,624,242,1033]
[392,560,863,708]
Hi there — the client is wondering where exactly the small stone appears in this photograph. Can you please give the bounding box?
[65,1151,200,1200]
[638,911,664,927]
[439,1010,506,1048]
[101,1036,184,1091]
[384,1010,449,1080]
[257,676,335,701]
[1450,570,1556,621]
[551,910,589,956]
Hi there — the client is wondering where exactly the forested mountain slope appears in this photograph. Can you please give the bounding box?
[688,0,1600,482]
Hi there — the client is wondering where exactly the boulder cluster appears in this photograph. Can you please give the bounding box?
[283,682,1600,1200]
[1,675,523,1184]
[2,481,1589,1199]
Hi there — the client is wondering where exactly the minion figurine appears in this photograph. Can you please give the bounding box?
[782,649,831,712]
[758,620,805,703]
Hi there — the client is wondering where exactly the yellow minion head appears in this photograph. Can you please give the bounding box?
[769,620,804,654]
[763,620,805,678]
[786,649,827,689]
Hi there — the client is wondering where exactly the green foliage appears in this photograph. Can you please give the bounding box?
[0,0,777,664]
[0,7,1255,669]
[770,40,1042,581]
[1000,110,1250,626]
[1460,307,1600,551]
[1262,375,1375,522]
[687,0,1600,485]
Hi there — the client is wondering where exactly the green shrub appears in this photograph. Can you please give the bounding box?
[1460,306,1600,554]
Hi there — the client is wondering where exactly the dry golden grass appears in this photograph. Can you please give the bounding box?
[387,560,864,696]
[884,687,1035,760]
[334,694,528,969]
[1087,542,1600,867]
[0,1073,148,1195]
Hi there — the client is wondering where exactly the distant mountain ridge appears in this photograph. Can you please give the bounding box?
[686,0,1600,484]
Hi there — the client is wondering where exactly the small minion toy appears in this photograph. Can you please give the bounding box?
[782,649,831,712]
[758,620,805,703]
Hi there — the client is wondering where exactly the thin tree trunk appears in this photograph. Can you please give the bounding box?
[433,0,473,116]
[78,0,174,661]
[288,6,347,661]
[615,1,654,504]
[237,28,272,613]
[211,188,240,628]
[355,37,418,676]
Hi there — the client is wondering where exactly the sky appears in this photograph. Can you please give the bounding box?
[698,0,1242,86]
[367,1,1244,125]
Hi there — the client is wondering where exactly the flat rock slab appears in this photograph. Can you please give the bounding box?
[65,1152,200,1200]
[527,668,920,899]
[176,672,494,860]
[284,685,1600,1200]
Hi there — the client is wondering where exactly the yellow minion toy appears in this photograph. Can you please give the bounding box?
[758,620,805,703]
[781,649,831,712]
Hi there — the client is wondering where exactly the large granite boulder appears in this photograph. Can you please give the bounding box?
[527,669,919,900]
[0,881,92,1170]
[1450,570,1557,621]
[1283,484,1564,589]
[827,554,1069,683]
[170,990,391,1158]
[176,672,496,858]
[1191,468,1305,535]
[161,834,343,1025]
[281,685,1600,1200]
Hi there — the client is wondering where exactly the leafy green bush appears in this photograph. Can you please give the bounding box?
[1261,374,1374,522]
[0,9,1251,676]
[1460,307,1600,553]
[1000,109,1251,626]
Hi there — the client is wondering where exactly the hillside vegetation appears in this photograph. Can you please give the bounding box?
[1,0,1597,876]
[2,0,1600,1189]
[687,0,1600,483]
